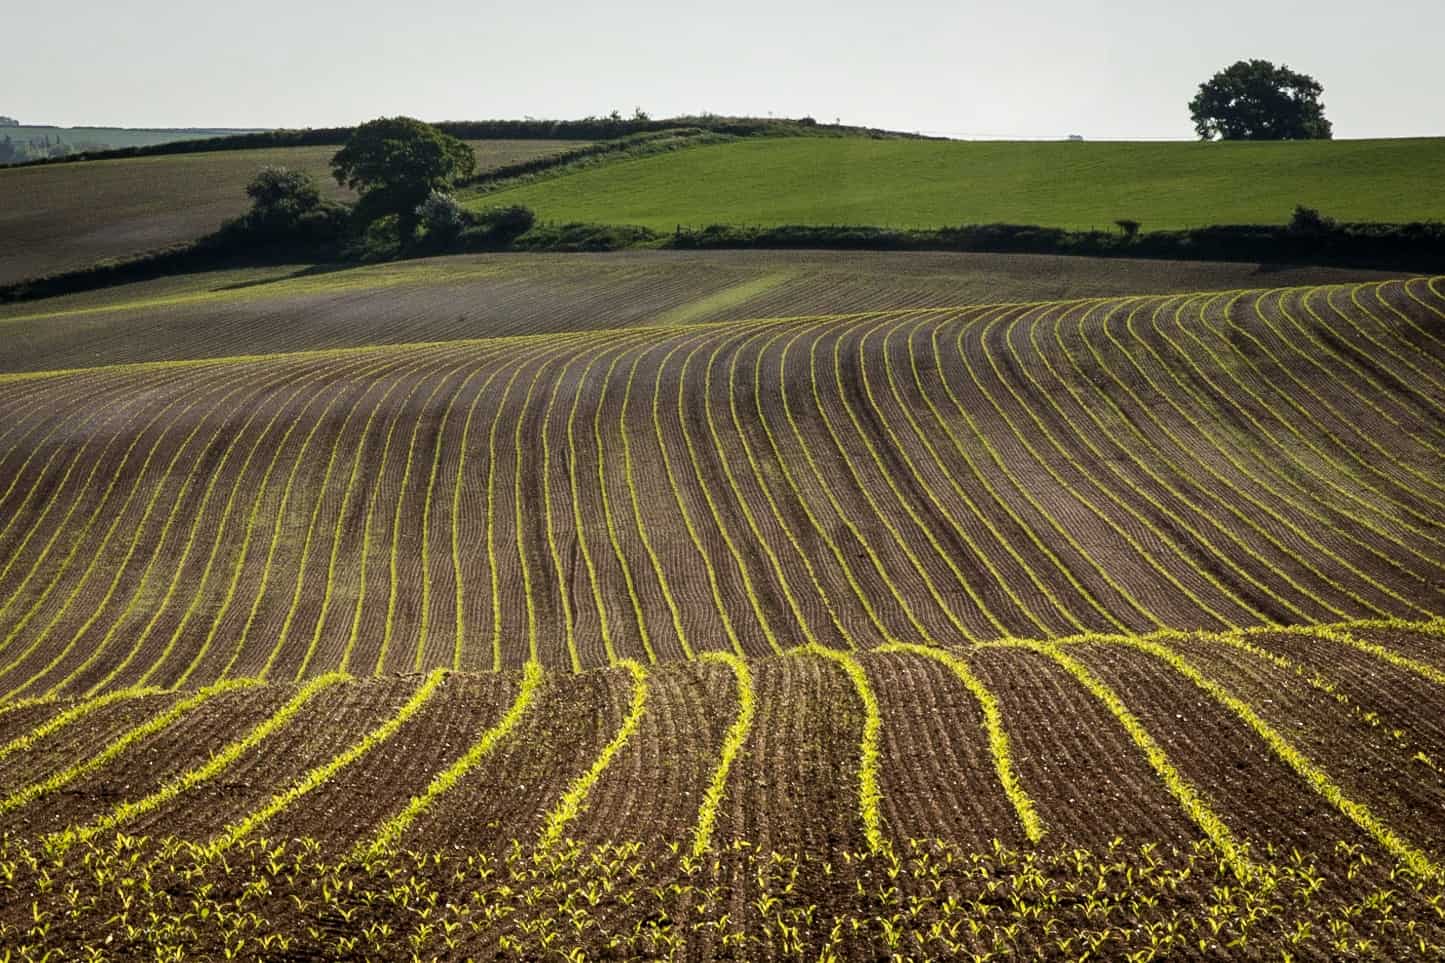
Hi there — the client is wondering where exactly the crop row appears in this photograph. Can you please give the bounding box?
[0,619,1438,881]
[0,281,1440,688]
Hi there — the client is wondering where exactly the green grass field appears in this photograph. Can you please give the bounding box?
[474,136,1445,231]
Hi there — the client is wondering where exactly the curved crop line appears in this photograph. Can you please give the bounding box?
[419,353,508,673]
[0,371,147,549]
[0,366,265,701]
[364,660,543,857]
[1106,294,1445,597]
[293,356,428,680]
[259,355,424,679]
[211,355,403,683]
[975,302,1234,628]
[0,367,223,638]
[539,341,588,670]
[1229,291,1445,513]
[1056,297,1382,620]
[157,357,377,690]
[806,644,885,853]
[468,332,598,670]
[880,643,1044,844]
[447,329,589,668]
[619,342,696,660]
[817,316,999,639]
[1022,298,1277,625]
[859,315,1054,635]
[879,314,1076,635]
[690,651,755,856]
[747,321,898,644]
[372,360,479,675]
[47,673,347,854]
[1281,287,1445,450]
[0,377,157,609]
[673,328,784,653]
[538,659,649,851]
[564,328,669,666]
[258,351,438,680]
[701,324,824,650]
[728,321,867,647]
[1121,635,1439,877]
[208,669,448,854]
[645,332,749,657]
[924,310,1145,631]
[85,362,331,695]
[0,678,258,818]
[589,338,660,662]
[1396,277,1445,348]
[1006,639,1255,881]
[776,319,940,644]
[1327,286,1445,425]
[0,686,163,766]
[1155,291,1445,549]
[512,347,587,665]
[1256,288,1445,502]
[1310,625,1445,688]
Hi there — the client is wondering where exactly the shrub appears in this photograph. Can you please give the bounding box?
[1115,218,1142,239]
[1289,204,1337,235]
[415,190,467,242]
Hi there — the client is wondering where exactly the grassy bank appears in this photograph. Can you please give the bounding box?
[474,136,1445,231]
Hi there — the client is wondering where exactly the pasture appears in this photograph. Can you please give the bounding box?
[474,135,1445,231]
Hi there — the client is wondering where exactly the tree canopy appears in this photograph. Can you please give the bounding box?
[1189,60,1332,141]
[330,117,477,241]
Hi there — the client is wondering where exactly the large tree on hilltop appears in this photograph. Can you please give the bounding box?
[1189,60,1333,141]
[330,116,476,243]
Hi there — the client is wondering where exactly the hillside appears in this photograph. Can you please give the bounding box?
[0,140,586,285]
[0,279,1440,693]
[0,250,1398,373]
[0,125,255,163]
[474,136,1445,231]
[0,618,1441,958]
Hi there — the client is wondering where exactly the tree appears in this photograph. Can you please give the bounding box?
[1189,60,1332,141]
[0,116,18,127]
[330,117,477,243]
[244,166,322,229]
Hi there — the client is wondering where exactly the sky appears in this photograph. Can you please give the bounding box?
[7,0,1442,139]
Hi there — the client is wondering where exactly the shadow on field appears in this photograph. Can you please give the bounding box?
[212,262,360,292]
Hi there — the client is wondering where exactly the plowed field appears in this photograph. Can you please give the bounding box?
[1,272,1442,959]
[1,620,1442,959]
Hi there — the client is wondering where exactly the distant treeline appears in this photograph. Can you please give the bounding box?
[5,116,924,169]
[6,215,1442,305]
[663,220,1445,269]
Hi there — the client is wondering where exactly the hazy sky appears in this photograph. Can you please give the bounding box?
[9,0,1441,139]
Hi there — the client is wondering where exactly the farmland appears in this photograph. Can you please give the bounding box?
[0,140,586,285]
[0,618,1442,958]
[0,249,1400,373]
[0,278,1442,684]
[1,259,1443,958]
[473,135,1445,231]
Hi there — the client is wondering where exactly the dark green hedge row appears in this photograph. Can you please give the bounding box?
[665,221,1445,268]
[5,117,911,169]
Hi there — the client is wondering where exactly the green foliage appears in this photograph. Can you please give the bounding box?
[481,136,1445,231]
[242,166,323,232]
[1190,60,1333,141]
[331,117,477,242]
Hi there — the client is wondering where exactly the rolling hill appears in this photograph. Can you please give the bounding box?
[472,135,1445,231]
[0,139,586,285]
[1,268,1442,957]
